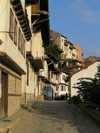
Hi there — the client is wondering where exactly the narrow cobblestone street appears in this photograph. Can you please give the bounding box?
[11,100,100,133]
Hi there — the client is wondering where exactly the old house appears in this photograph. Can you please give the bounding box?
[42,52,59,100]
[82,56,99,67]
[57,69,69,98]
[23,0,50,102]
[73,44,82,62]
[66,59,100,98]
[0,0,31,119]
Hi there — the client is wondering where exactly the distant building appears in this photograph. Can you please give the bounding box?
[82,56,99,66]
[73,44,82,61]
[66,59,100,98]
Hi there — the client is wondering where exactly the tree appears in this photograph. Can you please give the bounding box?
[45,37,63,60]
[73,65,100,104]
[45,37,69,71]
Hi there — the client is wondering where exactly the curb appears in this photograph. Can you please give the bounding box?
[80,104,100,124]
[0,110,27,133]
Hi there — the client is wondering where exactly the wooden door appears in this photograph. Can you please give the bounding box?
[37,77,39,95]
[0,72,8,119]
[55,93,58,99]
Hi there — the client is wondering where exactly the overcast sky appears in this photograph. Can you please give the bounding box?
[49,0,100,58]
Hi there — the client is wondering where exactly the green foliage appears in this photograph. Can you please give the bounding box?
[58,61,69,71]
[71,95,81,105]
[73,65,100,104]
[45,37,63,60]
[45,36,69,72]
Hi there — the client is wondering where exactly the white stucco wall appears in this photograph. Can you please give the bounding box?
[67,43,72,59]
[0,0,26,71]
[26,5,32,52]
[32,32,43,58]
[70,61,100,97]
[21,0,25,11]
[61,36,66,53]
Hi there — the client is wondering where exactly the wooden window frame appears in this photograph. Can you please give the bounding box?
[51,72,53,78]
[18,28,21,50]
[56,85,59,91]
[14,19,17,46]
[21,37,25,58]
[61,86,63,91]
[27,63,29,86]
[23,39,25,58]
[56,75,58,80]
[9,9,14,40]
[21,35,24,55]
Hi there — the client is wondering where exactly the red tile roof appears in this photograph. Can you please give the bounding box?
[66,59,100,79]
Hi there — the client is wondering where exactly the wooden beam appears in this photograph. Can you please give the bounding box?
[15,9,23,14]
[12,3,21,8]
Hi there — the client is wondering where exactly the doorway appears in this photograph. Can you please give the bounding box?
[0,72,8,119]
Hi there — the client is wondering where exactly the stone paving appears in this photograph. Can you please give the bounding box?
[11,100,100,133]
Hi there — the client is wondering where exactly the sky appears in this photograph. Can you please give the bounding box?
[49,0,100,58]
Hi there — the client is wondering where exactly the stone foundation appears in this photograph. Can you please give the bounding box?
[0,63,21,118]
[37,95,44,101]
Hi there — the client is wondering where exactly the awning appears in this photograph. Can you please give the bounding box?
[10,0,31,41]
[0,52,26,75]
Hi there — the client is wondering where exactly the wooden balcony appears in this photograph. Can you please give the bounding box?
[0,52,26,75]
[26,52,44,70]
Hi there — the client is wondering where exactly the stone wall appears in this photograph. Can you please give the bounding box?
[8,75,21,117]
[0,63,21,118]
[25,93,35,103]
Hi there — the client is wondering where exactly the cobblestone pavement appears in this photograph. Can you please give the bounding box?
[11,100,100,133]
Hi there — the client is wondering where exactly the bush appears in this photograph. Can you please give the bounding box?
[71,95,81,105]
[73,65,100,105]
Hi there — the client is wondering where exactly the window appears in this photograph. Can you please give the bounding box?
[56,85,59,91]
[56,75,58,80]
[21,36,23,54]
[21,35,25,58]
[27,63,29,86]
[51,72,53,78]
[62,45,63,50]
[23,39,25,58]
[63,86,66,91]
[14,19,17,45]
[18,28,21,50]
[61,86,63,91]
[62,39,63,42]
[63,75,65,80]
[9,9,14,40]
[9,8,25,58]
